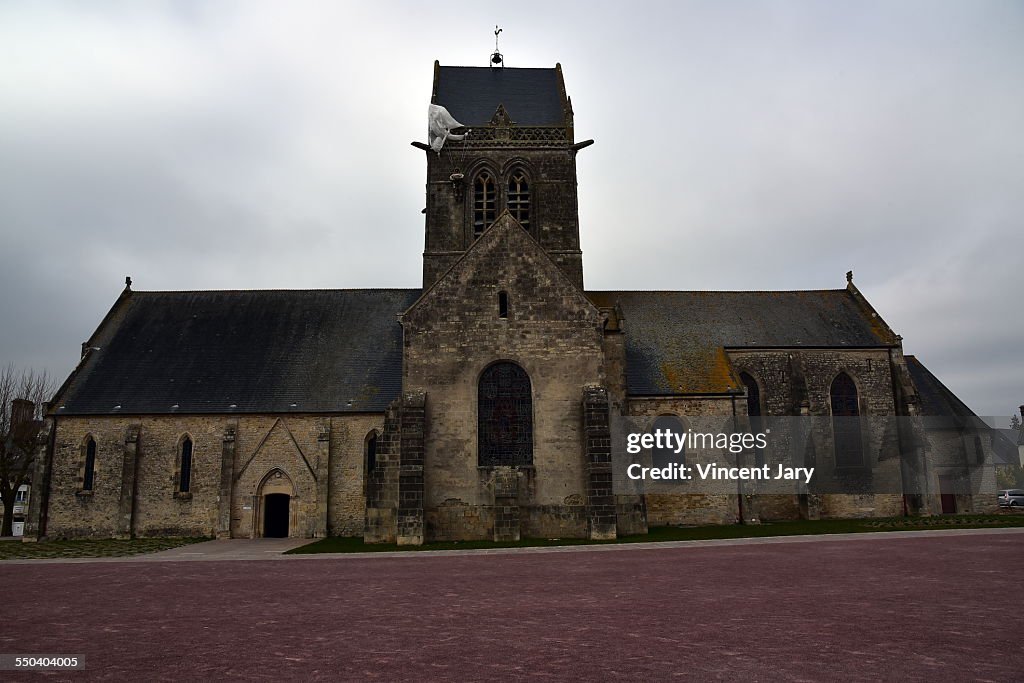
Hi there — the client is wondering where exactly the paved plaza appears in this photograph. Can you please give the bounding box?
[2,530,1022,680]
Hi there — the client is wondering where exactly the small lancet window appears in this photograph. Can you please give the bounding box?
[507,171,530,230]
[498,291,509,318]
[179,437,193,493]
[83,437,96,491]
[364,431,378,494]
[473,172,497,237]
[366,433,378,473]
[740,372,764,467]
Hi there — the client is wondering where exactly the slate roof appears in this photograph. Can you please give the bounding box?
[905,355,1014,460]
[433,66,565,126]
[56,289,420,415]
[56,286,898,415]
[905,356,977,419]
[587,290,897,395]
[993,429,1021,466]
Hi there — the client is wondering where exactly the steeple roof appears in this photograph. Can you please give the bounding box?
[433,64,566,126]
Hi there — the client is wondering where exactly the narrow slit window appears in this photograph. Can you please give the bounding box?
[507,171,530,230]
[498,291,508,318]
[364,431,378,495]
[83,437,96,491]
[179,437,193,493]
[473,172,497,237]
[740,372,764,467]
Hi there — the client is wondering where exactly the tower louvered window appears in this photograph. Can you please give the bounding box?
[473,172,497,237]
[507,171,530,230]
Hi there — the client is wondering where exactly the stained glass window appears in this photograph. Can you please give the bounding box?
[478,362,533,466]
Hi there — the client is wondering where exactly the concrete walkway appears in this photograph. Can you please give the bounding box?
[143,537,311,560]
[3,525,1023,564]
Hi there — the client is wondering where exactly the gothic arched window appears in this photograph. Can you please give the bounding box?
[178,436,193,494]
[830,372,863,467]
[507,171,530,230]
[740,372,764,466]
[473,171,497,237]
[478,362,533,467]
[740,372,761,418]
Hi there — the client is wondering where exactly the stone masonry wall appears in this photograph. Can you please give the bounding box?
[423,146,583,289]
[46,413,380,539]
[403,214,605,541]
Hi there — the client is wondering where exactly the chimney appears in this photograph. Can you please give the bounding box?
[11,399,34,428]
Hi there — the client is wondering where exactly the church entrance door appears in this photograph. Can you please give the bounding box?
[264,494,290,537]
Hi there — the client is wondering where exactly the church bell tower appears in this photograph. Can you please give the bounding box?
[417,58,592,289]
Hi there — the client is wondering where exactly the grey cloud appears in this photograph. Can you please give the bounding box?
[0,0,1021,416]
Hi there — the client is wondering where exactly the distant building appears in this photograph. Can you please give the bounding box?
[1,484,30,537]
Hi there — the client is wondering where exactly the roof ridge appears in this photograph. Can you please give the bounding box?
[132,287,422,295]
[439,65,557,71]
[584,288,850,294]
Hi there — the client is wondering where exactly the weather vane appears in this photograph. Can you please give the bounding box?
[491,25,503,67]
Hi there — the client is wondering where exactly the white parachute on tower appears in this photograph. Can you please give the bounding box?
[427,104,469,153]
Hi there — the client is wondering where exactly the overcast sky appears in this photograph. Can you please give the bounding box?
[1,1,1021,418]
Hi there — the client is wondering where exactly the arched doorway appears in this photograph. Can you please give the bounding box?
[257,469,294,538]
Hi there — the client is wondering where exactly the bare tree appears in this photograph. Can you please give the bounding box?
[0,365,55,536]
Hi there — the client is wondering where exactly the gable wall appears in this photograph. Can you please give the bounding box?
[404,220,604,529]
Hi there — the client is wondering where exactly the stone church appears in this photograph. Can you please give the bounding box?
[25,59,997,543]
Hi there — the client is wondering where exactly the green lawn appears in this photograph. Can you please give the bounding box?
[287,513,1024,554]
[0,537,209,561]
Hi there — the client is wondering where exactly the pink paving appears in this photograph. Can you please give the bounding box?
[2,532,1022,681]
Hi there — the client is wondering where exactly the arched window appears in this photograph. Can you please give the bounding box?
[740,372,764,467]
[478,362,533,467]
[740,372,761,418]
[473,171,497,237]
[830,372,863,467]
[364,430,378,494]
[652,415,686,468]
[178,437,193,494]
[82,437,96,491]
[507,171,530,230]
